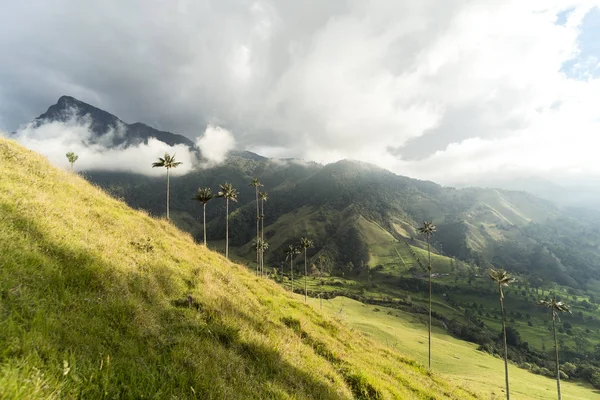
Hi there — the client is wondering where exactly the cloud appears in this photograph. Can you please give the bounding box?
[2,1,600,185]
[195,125,236,166]
[8,117,198,176]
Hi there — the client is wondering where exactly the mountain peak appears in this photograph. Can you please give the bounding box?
[34,96,195,148]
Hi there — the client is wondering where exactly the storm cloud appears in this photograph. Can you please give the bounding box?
[1,0,600,185]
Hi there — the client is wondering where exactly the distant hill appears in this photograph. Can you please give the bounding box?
[0,136,480,399]
[26,96,600,289]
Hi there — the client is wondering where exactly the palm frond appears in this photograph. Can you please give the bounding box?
[192,188,213,204]
[418,221,436,237]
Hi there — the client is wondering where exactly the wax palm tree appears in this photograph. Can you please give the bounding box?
[285,245,300,293]
[538,296,571,400]
[217,183,238,259]
[300,237,314,303]
[489,268,515,400]
[249,178,262,273]
[259,191,268,275]
[66,151,78,172]
[152,153,182,220]
[418,221,436,371]
[253,238,269,276]
[192,188,213,246]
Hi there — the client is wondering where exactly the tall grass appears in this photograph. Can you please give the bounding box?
[0,137,478,399]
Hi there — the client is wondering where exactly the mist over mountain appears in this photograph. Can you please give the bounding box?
[14,96,600,291]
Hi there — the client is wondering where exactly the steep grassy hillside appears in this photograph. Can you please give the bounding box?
[0,137,479,399]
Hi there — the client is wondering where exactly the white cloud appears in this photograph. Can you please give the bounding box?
[2,1,600,185]
[195,125,236,166]
[9,117,197,176]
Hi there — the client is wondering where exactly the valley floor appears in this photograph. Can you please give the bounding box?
[305,296,598,400]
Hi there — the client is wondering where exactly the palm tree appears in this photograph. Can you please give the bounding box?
[300,237,314,303]
[253,238,269,276]
[249,178,262,273]
[285,245,300,293]
[66,151,78,172]
[418,221,436,371]
[217,183,238,259]
[489,268,515,400]
[152,153,182,220]
[538,296,571,400]
[192,188,213,246]
[259,191,268,275]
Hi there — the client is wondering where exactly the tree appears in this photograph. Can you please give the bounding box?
[300,237,314,303]
[253,238,269,275]
[249,178,262,274]
[217,183,238,259]
[418,221,436,371]
[66,151,79,172]
[538,296,571,400]
[152,153,182,220]
[489,268,514,400]
[192,188,213,246]
[285,245,300,293]
[259,191,268,276]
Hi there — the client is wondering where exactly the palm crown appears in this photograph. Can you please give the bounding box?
[418,221,436,238]
[538,297,571,319]
[249,178,263,188]
[300,237,314,250]
[259,191,268,201]
[152,153,183,169]
[489,268,514,298]
[193,188,213,204]
[66,152,78,164]
[285,245,300,260]
[217,183,238,201]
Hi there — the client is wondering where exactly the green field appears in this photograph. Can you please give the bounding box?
[305,296,598,400]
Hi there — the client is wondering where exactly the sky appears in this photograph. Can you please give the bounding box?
[2,0,600,185]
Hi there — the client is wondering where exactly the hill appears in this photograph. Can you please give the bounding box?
[26,96,600,288]
[0,136,479,399]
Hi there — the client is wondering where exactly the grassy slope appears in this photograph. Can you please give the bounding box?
[309,297,598,400]
[0,137,479,399]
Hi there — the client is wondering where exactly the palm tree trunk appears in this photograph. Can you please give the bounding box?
[70,162,73,172]
[553,310,562,400]
[261,198,265,277]
[203,203,207,246]
[427,236,432,371]
[225,198,229,259]
[304,248,308,303]
[255,188,259,274]
[500,287,510,400]
[166,168,170,220]
[290,259,294,293]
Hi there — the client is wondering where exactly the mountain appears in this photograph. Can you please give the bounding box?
[35,95,195,147]
[0,136,480,399]
[26,96,600,289]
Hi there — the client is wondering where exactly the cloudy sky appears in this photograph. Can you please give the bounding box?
[2,0,600,185]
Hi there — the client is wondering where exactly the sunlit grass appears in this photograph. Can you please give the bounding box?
[0,137,480,399]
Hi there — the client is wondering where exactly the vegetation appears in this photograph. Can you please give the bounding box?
[260,191,268,275]
[300,237,315,303]
[489,268,515,399]
[66,151,78,172]
[0,137,484,399]
[192,187,213,245]
[538,297,572,400]
[217,182,238,259]
[286,245,301,293]
[151,152,182,220]
[418,221,436,371]
[249,178,262,271]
